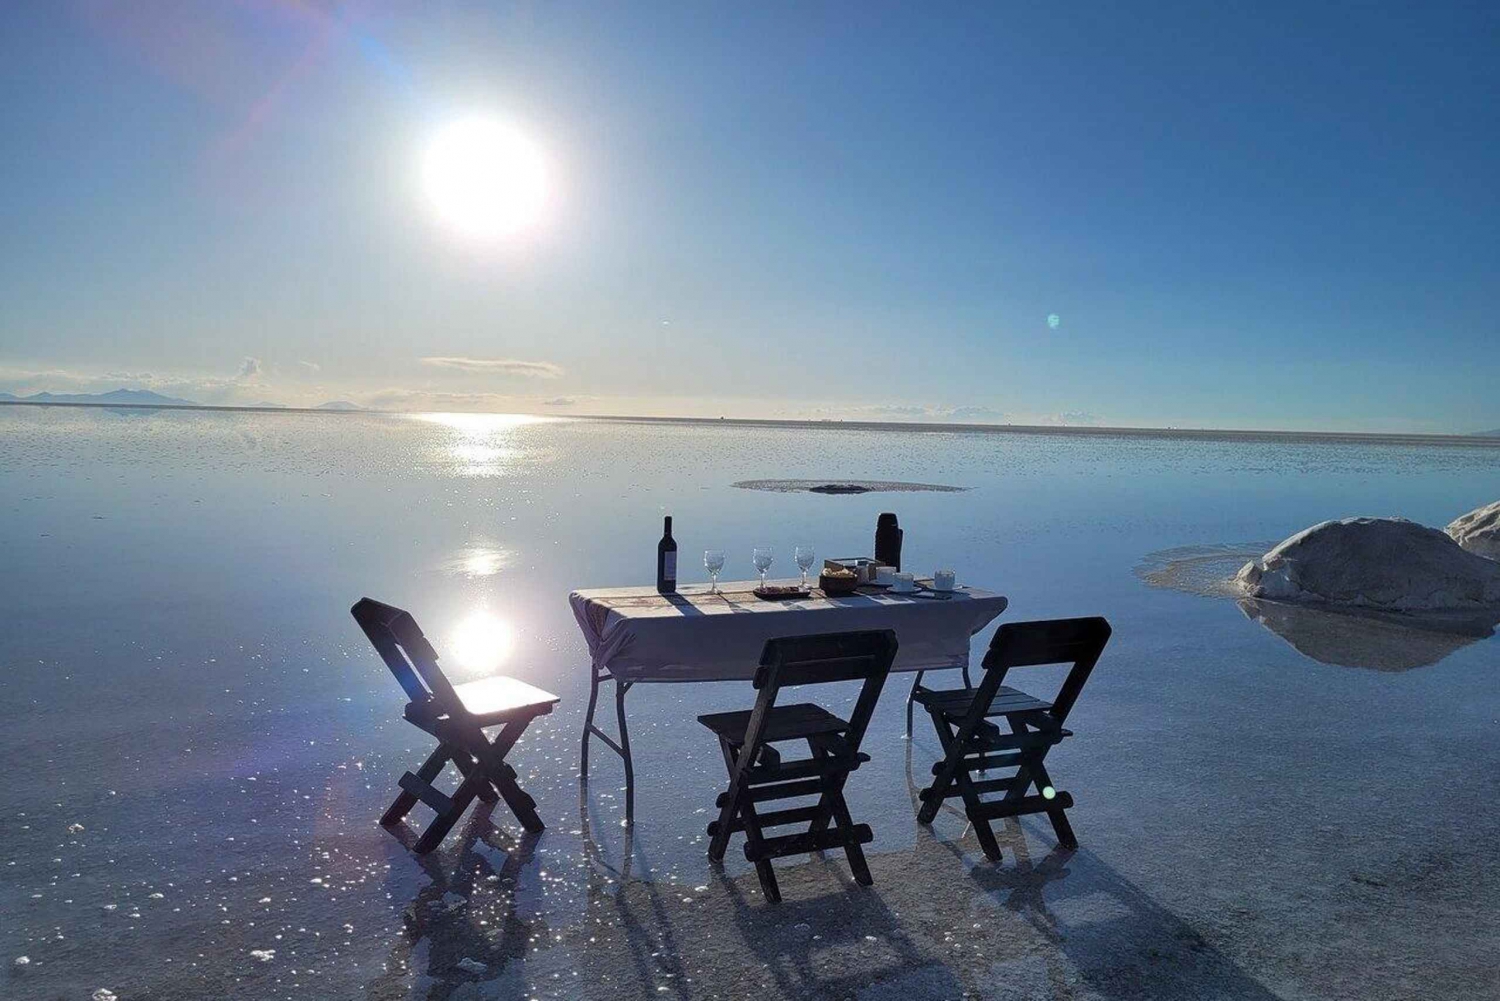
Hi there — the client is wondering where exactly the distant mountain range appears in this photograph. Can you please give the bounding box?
[0,389,365,411]
[0,388,198,406]
[1473,429,1500,437]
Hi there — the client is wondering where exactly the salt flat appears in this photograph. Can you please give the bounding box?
[3,408,1498,1000]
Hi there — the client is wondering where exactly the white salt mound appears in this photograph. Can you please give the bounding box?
[1447,500,1500,560]
[1235,517,1500,611]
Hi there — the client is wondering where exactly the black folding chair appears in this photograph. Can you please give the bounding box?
[915,617,1111,862]
[698,630,897,903]
[351,597,559,854]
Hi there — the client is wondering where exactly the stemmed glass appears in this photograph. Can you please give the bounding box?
[752,546,774,588]
[704,550,725,594]
[794,545,816,589]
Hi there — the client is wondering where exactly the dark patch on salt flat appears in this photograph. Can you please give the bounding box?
[734,478,966,495]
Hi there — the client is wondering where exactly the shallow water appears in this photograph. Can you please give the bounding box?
[2,407,1499,1000]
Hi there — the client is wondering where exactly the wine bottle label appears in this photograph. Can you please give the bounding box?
[664,552,677,580]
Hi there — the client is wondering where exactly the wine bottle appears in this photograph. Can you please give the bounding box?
[656,515,678,593]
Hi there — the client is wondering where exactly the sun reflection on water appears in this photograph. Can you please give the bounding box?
[412,412,553,477]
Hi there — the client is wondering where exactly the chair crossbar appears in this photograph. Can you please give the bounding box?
[751,824,874,860]
[971,791,1075,821]
[916,616,1110,863]
[716,777,826,807]
[742,753,867,783]
[399,772,456,816]
[934,751,1025,774]
[709,803,827,836]
[701,629,896,903]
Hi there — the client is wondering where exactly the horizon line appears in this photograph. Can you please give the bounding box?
[4,398,1499,447]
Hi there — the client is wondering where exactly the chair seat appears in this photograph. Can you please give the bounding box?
[914,685,1053,719]
[451,676,560,722]
[698,703,850,744]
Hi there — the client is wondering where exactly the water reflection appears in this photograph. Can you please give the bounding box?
[413,411,552,477]
[1238,597,1499,671]
[442,544,514,578]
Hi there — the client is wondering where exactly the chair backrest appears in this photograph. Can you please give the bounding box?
[756,630,899,690]
[350,597,461,709]
[752,630,898,749]
[977,617,1111,724]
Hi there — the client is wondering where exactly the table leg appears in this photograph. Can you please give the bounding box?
[905,663,975,736]
[616,680,634,822]
[578,666,636,824]
[905,670,926,737]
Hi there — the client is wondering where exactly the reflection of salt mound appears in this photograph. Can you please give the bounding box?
[1235,517,1500,611]
[1237,598,1497,671]
[1447,500,1500,560]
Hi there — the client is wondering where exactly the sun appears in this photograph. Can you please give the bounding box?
[422,117,549,239]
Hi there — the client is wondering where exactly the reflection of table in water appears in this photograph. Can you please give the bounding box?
[1238,597,1499,671]
[569,580,1009,819]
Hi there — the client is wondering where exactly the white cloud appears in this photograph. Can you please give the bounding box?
[419,356,563,379]
[541,397,577,406]
[237,356,261,379]
[297,359,321,372]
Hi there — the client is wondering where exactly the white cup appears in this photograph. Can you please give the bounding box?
[875,565,896,585]
[893,572,916,593]
[933,569,956,592]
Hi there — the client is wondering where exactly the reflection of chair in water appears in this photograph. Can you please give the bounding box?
[700,630,896,902]
[1238,597,1498,671]
[369,815,545,995]
[351,597,559,853]
[915,617,1111,862]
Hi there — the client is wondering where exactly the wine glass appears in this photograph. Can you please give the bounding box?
[752,546,774,587]
[704,550,725,594]
[794,545,816,588]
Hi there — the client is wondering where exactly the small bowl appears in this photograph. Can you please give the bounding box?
[819,572,860,596]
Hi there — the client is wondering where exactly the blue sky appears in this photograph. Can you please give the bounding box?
[1,2,1495,431]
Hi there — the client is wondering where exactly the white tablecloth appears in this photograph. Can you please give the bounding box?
[569,580,1009,683]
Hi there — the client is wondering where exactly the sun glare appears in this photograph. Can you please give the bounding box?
[423,117,549,239]
[447,611,515,674]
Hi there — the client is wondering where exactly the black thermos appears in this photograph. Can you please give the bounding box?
[875,512,902,571]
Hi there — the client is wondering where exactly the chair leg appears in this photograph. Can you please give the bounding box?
[707,738,742,862]
[824,784,873,885]
[955,767,1003,861]
[918,711,963,825]
[1024,758,1077,850]
[477,718,546,833]
[490,762,544,833]
[382,746,449,827]
[919,714,1004,860]
[738,799,781,903]
[414,767,487,854]
[451,750,499,804]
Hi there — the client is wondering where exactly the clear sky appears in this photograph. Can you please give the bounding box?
[1,2,1495,431]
